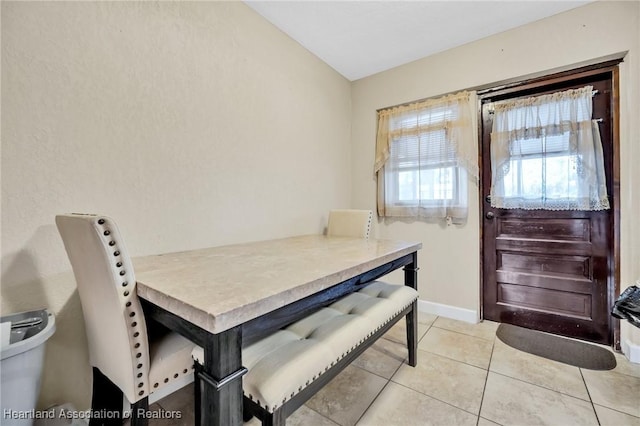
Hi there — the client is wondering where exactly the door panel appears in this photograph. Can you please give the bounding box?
[481,70,615,345]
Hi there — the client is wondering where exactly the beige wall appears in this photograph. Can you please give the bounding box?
[1,2,351,409]
[3,0,639,412]
[351,0,640,344]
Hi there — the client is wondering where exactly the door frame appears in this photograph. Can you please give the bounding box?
[477,60,622,349]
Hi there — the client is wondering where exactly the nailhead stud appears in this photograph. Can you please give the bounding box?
[116,262,122,267]
[119,270,126,276]
[134,332,139,338]
[103,230,110,236]
[137,363,142,369]
[109,241,115,246]
[124,292,130,298]
[129,312,135,317]
[136,353,141,358]
[122,282,128,287]
[131,322,137,327]
[114,251,120,256]
[139,391,144,396]
[164,378,169,383]
[98,219,105,225]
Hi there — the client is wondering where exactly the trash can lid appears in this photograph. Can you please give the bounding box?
[0,309,56,360]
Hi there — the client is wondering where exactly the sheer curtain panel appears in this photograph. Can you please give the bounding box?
[375,91,477,223]
[490,85,610,211]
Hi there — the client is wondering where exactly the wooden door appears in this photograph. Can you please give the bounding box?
[481,68,617,345]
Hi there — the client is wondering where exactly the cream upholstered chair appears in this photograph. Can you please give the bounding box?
[326,209,373,239]
[56,214,197,426]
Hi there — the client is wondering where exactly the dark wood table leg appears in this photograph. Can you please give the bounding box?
[198,325,246,426]
[404,252,419,367]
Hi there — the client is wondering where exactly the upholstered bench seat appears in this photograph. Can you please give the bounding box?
[193,280,418,418]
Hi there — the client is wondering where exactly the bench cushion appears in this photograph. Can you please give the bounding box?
[242,281,418,412]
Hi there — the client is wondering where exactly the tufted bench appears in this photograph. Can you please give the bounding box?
[193,280,418,425]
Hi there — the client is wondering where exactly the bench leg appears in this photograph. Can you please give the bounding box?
[262,408,286,426]
[194,362,202,426]
[406,300,418,367]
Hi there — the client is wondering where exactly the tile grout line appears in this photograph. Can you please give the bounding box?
[388,379,482,419]
[353,375,393,426]
[303,404,341,426]
[355,319,500,425]
[579,367,601,426]
[430,324,498,342]
[476,338,496,426]
[318,318,438,426]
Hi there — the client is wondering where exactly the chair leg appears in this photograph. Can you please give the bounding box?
[89,367,125,426]
[406,301,418,367]
[130,397,149,426]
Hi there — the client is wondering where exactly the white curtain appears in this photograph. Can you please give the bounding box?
[375,91,477,223]
[490,85,609,211]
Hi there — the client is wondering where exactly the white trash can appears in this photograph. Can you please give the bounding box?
[1,309,56,426]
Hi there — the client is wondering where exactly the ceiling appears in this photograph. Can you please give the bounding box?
[245,1,593,81]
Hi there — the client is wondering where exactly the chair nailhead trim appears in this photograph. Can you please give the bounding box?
[122,281,128,287]
[138,383,143,388]
[129,312,135,317]
[139,391,144,396]
[119,270,126,276]
[103,230,110,236]
[98,219,105,225]
[183,369,187,374]
[136,353,141,358]
[174,374,178,379]
[116,262,122,267]
[126,301,131,307]
[114,251,120,256]
[135,343,140,348]
[137,373,142,378]
[164,378,169,383]
[109,241,115,246]
[131,321,137,327]
[134,332,139,337]
[154,383,159,388]
[137,363,142,369]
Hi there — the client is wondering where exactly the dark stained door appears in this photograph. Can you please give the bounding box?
[481,69,616,345]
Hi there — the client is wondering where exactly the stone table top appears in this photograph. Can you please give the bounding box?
[133,234,421,334]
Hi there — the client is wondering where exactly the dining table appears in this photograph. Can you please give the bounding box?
[132,234,421,426]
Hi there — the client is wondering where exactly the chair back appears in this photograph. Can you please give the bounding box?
[56,214,150,403]
[327,209,373,239]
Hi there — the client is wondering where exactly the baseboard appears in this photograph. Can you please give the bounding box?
[417,299,479,324]
[622,339,640,364]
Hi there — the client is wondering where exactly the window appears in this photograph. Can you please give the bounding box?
[374,91,477,223]
[490,86,609,211]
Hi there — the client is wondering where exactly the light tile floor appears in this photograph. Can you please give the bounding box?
[151,313,640,425]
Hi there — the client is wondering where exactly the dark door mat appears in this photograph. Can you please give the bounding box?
[496,323,617,370]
